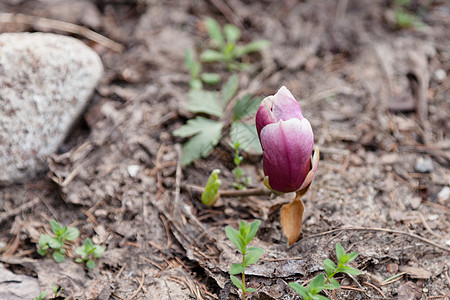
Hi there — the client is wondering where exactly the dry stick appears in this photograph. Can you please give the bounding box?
[364,281,386,299]
[0,13,124,52]
[0,197,40,224]
[127,273,145,300]
[296,227,450,253]
[183,184,271,198]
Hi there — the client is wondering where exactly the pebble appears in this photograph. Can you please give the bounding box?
[414,157,434,173]
[0,32,103,184]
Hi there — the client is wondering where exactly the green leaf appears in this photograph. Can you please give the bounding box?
[86,259,96,269]
[38,234,52,248]
[309,274,326,293]
[338,265,361,276]
[83,238,94,250]
[222,74,239,107]
[185,49,201,78]
[201,169,221,206]
[200,49,224,62]
[224,24,241,44]
[346,251,359,263]
[233,95,261,121]
[225,227,244,253]
[189,78,203,90]
[323,259,336,278]
[52,251,65,263]
[75,258,84,263]
[205,18,224,49]
[246,220,261,244]
[63,227,79,241]
[244,247,264,267]
[230,122,262,154]
[246,287,256,292]
[75,246,87,257]
[325,278,340,290]
[230,275,243,290]
[201,73,221,85]
[289,282,308,298]
[229,263,245,275]
[234,40,270,57]
[311,295,330,300]
[173,117,224,166]
[50,220,62,234]
[93,245,105,258]
[186,90,223,117]
[48,237,64,249]
[35,291,48,300]
[37,248,48,256]
[335,243,345,264]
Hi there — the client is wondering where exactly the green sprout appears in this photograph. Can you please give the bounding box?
[201,17,269,70]
[226,220,264,300]
[34,291,47,300]
[394,0,426,29]
[289,243,361,300]
[185,49,221,90]
[173,74,262,165]
[37,219,79,263]
[75,238,105,269]
[201,169,221,206]
[231,142,251,190]
[34,284,64,300]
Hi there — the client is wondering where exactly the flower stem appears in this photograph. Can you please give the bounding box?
[242,252,246,300]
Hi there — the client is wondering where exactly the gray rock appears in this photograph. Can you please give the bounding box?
[0,32,103,184]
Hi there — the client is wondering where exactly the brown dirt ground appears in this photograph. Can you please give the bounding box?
[0,0,449,299]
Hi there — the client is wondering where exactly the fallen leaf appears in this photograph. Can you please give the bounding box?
[280,193,304,246]
[397,281,421,300]
[399,266,432,279]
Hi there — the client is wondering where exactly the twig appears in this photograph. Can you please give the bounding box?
[0,13,124,52]
[0,197,40,224]
[364,281,386,299]
[295,227,450,252]
[174,144,183,215]
[182,184,271,198]
[115,263,126,279]
[127,273,145,300]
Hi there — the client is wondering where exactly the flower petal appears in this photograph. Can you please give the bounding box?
[273,86,303,122]
[260,118,314,193]
[298,145,320,191]
[255,95,276,138]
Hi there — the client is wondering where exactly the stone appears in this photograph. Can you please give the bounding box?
[0,32,103,184]
[414,156,434,173]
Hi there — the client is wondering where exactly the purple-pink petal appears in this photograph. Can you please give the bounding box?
[255,96,276,138]
[260,118,314,193]
[272,86,304,122]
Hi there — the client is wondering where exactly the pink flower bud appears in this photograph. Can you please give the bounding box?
[256,86,318,193]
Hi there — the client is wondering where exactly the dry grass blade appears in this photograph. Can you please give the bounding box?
[0,13,124,52]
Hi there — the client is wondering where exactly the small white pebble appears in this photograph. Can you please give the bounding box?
[434,69,447,82]
[127,164,141,177]
[422,288,429,293]
[437,186,450,202]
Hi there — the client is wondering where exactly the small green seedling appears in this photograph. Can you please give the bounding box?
[394,0,426,29]
[201,17,269,70]
[37,220,79,263]
[231,142,251,190]
[75,238,105,269]
[34,284,64,300]
[202,169,221,206]
[289,243,361,300]
[174,74,262,165]
[34,291,47,300]
[185,49,221,90]
[226,220,264,300]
